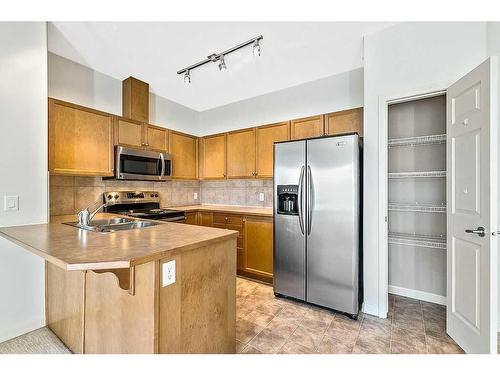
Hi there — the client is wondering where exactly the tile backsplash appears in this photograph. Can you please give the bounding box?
[200,179,273,207]
[50,176,274,216]
[49,176,200,216]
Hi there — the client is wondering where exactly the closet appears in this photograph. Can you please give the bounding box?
[387,94,447,304]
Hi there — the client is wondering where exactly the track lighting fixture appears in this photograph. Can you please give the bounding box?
[184,70,191,84]
[218,55,227,71]
[253,38,261,57]
[177,35,263,83]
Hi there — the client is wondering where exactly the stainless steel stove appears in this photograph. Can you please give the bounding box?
[103,191,186,222]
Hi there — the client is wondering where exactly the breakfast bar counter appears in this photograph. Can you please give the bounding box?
[0,214,238,354]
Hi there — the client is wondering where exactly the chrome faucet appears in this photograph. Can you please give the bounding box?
[77,200,114,227]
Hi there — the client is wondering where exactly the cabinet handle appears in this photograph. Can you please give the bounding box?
[145,143,149,147]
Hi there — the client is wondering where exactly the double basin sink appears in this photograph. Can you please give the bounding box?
[64,217,162,233]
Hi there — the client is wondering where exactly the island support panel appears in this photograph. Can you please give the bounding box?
[45,237,236,354]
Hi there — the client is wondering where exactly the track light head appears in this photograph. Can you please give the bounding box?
[253,39,261,57]
[184,70,191,84]
[218,55,227,71]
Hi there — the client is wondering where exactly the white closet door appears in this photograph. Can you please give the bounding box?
[446,57,498,354]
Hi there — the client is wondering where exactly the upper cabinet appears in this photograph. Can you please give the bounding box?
[169,131,198,179]
[145,124,168,152]
[290,115,324,140]
[255,121,290,178]
[49,99,114,177]
[114,118,168,152]
[122,77,149,123]
[200,134,226,179]
[325,107,363,137]
[226,128,256,179]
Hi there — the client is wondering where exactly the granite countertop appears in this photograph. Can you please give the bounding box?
[171,204,273,217]
[0,213,238,271]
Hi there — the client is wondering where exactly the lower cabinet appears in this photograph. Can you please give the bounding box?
[184,212,197,225]
[191,211,273,283]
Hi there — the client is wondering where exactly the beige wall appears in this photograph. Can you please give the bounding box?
[200,180,273,208]
[49,176,200,215]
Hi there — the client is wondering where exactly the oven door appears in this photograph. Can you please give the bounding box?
[115,146,172,181]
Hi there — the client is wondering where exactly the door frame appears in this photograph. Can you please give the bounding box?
[377,81,453,318]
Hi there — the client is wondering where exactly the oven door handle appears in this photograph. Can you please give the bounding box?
[159,153,165,178]
[161,216,186,222]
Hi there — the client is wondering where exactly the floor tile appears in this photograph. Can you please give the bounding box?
[236,319,264,345]
[391,339,427,354]
[236,340,246,353]
[426,336,464,354]
[289,326,324,351]
[248,328,288,353]
[324,321,360,347]
[243,309,275,327]
[278,340,314,354]
[360,316,392,340]
[316,335,354,354]
[240,345,263,354]
[265,315,300,338]
[353,333,390,354]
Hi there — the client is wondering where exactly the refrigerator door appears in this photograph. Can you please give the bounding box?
[274,140,307,300]
[306,134,360,314]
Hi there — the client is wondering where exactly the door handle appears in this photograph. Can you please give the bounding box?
[307,165,313,235]
[297,166,305,234]
[465,226,485,237]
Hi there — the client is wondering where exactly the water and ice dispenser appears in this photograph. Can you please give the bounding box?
[276,185,299,215]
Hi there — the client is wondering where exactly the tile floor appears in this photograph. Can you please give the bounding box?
[236,277,465,354]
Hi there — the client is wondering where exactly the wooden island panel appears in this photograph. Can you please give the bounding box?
[159,238,236,353]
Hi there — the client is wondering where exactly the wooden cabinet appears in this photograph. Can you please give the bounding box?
[115,118,168,152]
[198,212,213,227]
[255,121,290,178]
[115,118,144,148]
[145,124,168,152]
[212,214,245,272]
[325,108,363,137]
[122,76,149,123]
[290,115,324,140]
[226,128,256,178]
[169,131,198,179]
[49,99,114,177]
[243,216,273,283]
[200,134,226,179]
[184,212,198,225]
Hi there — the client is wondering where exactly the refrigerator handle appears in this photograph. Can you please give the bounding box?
[297,165,305,234]
[307,165,313,235]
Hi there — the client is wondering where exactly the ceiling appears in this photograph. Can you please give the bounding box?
[48,22,395,112]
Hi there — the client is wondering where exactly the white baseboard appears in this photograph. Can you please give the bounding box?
[389,285,446,306]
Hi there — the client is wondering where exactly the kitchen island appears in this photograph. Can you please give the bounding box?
[0,213,238,354]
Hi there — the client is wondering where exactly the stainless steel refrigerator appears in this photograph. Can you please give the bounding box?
[273,133,361,317]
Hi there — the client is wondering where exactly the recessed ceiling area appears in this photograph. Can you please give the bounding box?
[48,22,395,111]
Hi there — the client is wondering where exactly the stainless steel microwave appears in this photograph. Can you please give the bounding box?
[113,146,172,181]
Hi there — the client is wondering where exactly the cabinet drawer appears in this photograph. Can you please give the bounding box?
[213,214,243,226]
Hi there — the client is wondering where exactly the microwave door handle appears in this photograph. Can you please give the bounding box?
[159,153,165,177]
[297,165,305,234]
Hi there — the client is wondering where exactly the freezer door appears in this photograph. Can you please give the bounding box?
[306,135,360,314]
[273,140,307,300]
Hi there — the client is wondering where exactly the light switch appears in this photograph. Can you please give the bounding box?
[193,192,198,200]
[4,196,19,211]
[162,260,176,287]
[259,193,265,202]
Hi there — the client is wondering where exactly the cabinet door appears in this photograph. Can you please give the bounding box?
[290,115,324,140]
[122,76,149,123]
[244,216,273,281]
[184,212,198,225]
[325,108,363,137]
[255,121,290,178]
[115,118,144,148]
[198,212,213,227]
[226,128,256,178]
[49,99,114,176]
[200,134,226,179]
[169,131,198,179]
[146,124,168,152]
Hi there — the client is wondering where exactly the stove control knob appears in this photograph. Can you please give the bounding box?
[154,194,158,197]
[107,194,112,200]
[114,194,119,199]
[150,194,154,197]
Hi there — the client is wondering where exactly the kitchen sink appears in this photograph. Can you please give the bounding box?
[63,217,162,233]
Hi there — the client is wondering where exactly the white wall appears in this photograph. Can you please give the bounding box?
[48,53,200,135]
[363,22,488,317]
[198,68,363,135]
[0,22,48,342]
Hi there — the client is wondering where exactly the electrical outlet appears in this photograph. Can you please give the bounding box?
[4,196,19,211]
[194,192,198,200]
[162,260,176,287]
[259,193,265,202]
